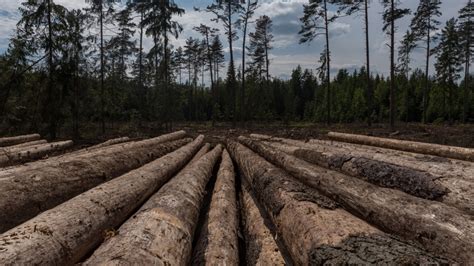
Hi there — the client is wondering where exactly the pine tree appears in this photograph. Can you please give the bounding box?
[108,6,136,82]
[18,0,69,138]
[458,0,474,123]
[300,0,338,125]
[240,0,258,122]
[410,0,442,124]
[249,15,273,82]
[86,0,115,134]
[381,0,410,129]
[336,0,373,126]
[434,18,463,124]
[398,30,417,122]
[211,35,225,85]
[203,0,243,126]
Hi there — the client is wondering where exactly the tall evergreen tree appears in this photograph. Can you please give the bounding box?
[300,0,338,125]
[398,30,417,122]
[434,18,463,124]
[248,15,273,82]
[381,0,410,129]
[458,0,474,123]
[211,35,225,85]
[336,0,373,126]
[18,0,69,138]
[240,0,258,122]
[410,0,442,124]
[203,0,243,126]
[86,0,115,134]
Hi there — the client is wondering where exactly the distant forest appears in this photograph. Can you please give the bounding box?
[0,0,473,138]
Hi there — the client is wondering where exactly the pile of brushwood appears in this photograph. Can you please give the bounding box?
[0,130,472,265]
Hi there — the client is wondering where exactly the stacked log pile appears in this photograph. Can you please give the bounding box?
[0,131,472,265]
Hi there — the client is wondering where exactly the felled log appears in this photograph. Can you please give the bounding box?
[229,140,450,265]
[260,140,447,200]
[0,134,41,147]
[328,132,474,162]
[0,141,74,167]
[192,150,239,265]
[87,137,131,150]
[0,136,204,265]
[84,145,223,265]
[4,140,47,150]
[238,137,474,264]
[252,134,474,214]
[0,133,191,233]
[240,178,286,266]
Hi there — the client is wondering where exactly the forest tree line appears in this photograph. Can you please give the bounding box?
[0,0,473,138]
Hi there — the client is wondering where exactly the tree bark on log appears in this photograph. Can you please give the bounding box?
[0,141,74,167]
[251,134,474,214]
[4,140,48,150]
[192,150,239,266]
[328,132,474,162]
[228,140,450,265]
[83,145,223,265]
[0,136,191,233]
[262,141,447,200]
[0,136,204,265]
[237,137,474,264]
[239,178,286,266]
[87,137,131,150]
[0,134,41,147]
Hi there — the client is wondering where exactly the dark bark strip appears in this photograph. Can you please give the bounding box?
[0,131,188,233]
[84,145,223,265]
[237,137,474,264]
[229,140,450,265]
[0,136,205,265]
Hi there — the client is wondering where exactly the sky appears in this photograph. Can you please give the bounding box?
[0,0,469,80]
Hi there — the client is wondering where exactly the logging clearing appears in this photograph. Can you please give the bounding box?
[0,130,472,265]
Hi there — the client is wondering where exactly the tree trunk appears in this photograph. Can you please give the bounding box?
[229,140,451,265]
[241,15,248,123]
[46,0,56,139]
[259,140,447,200]
[0,131,188,233]
[88,137,130,150]
[3,139,47,149]
[237,137,474,264]
[365,0,372,126]
[389,0,396,130]
[192,150,239,265]
[423,15,431,124]
[0,140,73,167]
[328,131,474,162]
[324,0,331,125]
[0,134,41,147]
[100,1,105,135]
[84,145,222,265]
[251,134,474,214]
[239,178,286,265]
[0,136,205,265]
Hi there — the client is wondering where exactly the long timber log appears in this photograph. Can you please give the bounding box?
[240,178,286,265]
[238,137,474,264]
[0,136,204,265]
[84,144,222,265]
[328,131,474,162]
[192,150,239,265]
[87,137,131,150]
[4,140,47,150]
[0,134,41,147]
[0,133,190,233]
[251,134,474,214]
[0,141,74,167]
[229,140,450,265]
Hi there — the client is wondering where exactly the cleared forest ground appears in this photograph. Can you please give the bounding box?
[0,128,472,265]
